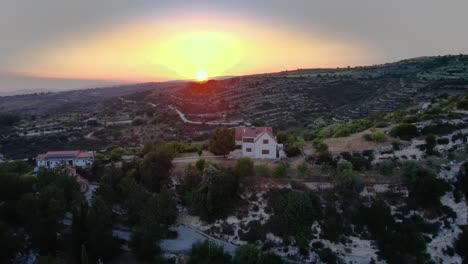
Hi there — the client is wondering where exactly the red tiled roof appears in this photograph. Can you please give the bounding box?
[235,127,275,142]
[36,150,93,160]
[77,151,94,158]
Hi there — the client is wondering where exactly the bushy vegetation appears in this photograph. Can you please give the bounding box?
[421,122,468,136]
[330,118,374,138]
[189,240,231,264]
[187,164,239,222]
[390,123,418,140]
[354,201,434,263]
[235,157,254,177]
[276,131,304,157]
[456,96,468,110]
[254,163,271,178]
[233,244,283,264]
[273,161,290,178]
[209,127,235,156]
[362,130,386,142]
[188,241,283,264]
[264,189,320,241]
[455,226,468,263]
[0,114,20,127]
[456,162,468,198]
[378,160,394,176]
[403,162,450,209]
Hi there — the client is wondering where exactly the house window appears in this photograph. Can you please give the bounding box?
[262,150,270,155]
[246,148,252,152]
[263,139,269,144]
[243,138,254,143]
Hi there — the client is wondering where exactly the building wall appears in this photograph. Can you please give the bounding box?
[240,133,277,159]
[242,141,255,157]
[253,133,277,159]
[37,158,92,169]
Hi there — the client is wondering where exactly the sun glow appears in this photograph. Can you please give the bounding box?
[196,69,207,81]
[12,12,375,82]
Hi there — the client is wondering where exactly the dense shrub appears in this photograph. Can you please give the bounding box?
[425,134,437,155]
[456,98,468,110]
[455,227,468,262]
[363,130,386,142]
[188,165,239,222]
[235,157,254,177]
[273,161,289,178]
[390,123,418,140]
[456,162,468,197]
[331,119,374,138]
[378,160,394,176]
[189,241,231,264]
[254,164,271,178]
[354,201,433,263]
[265,189,320,239]
[421,123,467,136]
[209,127,235,156]
[437,138,450,145]
[296,162,310,178]
[0,114,20,127]
[403,162,450,208]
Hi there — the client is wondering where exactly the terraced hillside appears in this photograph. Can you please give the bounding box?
[125,55,468,130]
[1,55,467,130]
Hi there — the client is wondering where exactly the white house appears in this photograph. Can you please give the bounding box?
[36,150,95,169]
[235,126,283,159]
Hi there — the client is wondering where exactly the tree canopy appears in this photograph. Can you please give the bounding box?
[208,127,235,156]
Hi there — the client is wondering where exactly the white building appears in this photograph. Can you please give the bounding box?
[234,126,283,159]
[36,150,95,169]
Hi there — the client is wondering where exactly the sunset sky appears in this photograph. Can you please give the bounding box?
[1,0,468,94]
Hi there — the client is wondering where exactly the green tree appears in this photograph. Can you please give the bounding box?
[255,164,271,178]
[87,195,118,261]
[297,162,309,178]
[257,252,283,264]
[425,134,437,155]
[156,187,178,228]
[390,123,418,140]
[139,144,175,192]
[189,241,231,264]
[266,189,319,239]
[16,184,67,253]
[336,160,359,189]
[320,162,334,175]
[232,244,260,264]
[182,163,202,193]
[189,165,239,222]
[457,162,468,197]
[378,161,394,176]
[131,196,162,260]
[455,227,468,262]
[273,161,289,178]
[314,142,329,155]
[119,176,149,225]
[208,127,235,157]
[72,201,89,261]
[235,157,254,177]
[403,162,450,208]
[195,158,206,172]
[81,244,89,264]
[0,221,23,262]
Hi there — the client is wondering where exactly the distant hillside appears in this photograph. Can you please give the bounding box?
[0,82,177,115]
[1,55,467,123]
[129,54,468,129]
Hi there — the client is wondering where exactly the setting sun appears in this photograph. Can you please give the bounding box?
[196,70,208,81]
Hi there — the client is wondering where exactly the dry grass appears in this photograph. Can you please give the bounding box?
[305,126,408,155]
